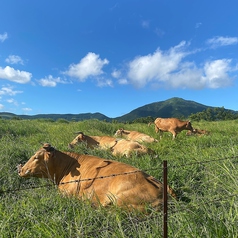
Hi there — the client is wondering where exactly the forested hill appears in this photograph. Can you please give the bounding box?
[0,97,237,122]
[115,97,209,121]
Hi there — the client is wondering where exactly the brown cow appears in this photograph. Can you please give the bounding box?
[114,128,158,143]
[68,132,117,150]
[18,143,176,211]
[149,118,194,139]
[68,132,154,157]
[186,128,210,136]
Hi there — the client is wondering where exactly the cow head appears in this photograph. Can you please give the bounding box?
[186,121,194,131]
[18,143,56,178]
[68,132,85,148]
[114,128,124,137]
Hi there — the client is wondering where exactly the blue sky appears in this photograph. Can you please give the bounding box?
[0,0,238,118]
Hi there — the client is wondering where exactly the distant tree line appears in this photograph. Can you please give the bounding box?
[131,107,238,123]
[189,107,238,121]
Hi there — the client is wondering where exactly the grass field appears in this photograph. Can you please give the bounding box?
[0,119,237,237]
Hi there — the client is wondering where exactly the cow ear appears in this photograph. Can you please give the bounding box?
[42,143,55,152]
[75,131,83,135]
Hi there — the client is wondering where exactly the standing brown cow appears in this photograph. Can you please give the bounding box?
[149,117,194,139]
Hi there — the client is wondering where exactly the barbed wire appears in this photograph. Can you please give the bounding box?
[168,155,238,170]
[75,192,238,237]
[1,154,237,195]
[168,192,238,214]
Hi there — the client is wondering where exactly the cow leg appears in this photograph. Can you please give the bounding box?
[159,130,163,139]
[155,125,159,133]
[171,131,177,139]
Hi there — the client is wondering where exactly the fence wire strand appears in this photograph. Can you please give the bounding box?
[1,154,237,237]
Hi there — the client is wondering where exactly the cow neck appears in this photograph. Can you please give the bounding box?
[122,130,130,135]
[51,150,80,185]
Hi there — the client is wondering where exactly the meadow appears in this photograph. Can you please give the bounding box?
[0,118,237,237]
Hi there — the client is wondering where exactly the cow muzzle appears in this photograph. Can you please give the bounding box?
[17,164,31,176]
[17,164,22,174]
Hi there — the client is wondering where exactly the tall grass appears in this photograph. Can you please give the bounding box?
[0,119,237,237]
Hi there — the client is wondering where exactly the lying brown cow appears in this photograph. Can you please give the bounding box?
[149,117,194,139]
[68,132,117,150]
[68,132,154,157]
[186,128,210,136]
[18,143,176,211]
[114,128,158,143]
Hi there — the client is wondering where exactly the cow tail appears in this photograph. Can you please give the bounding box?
[148,122,154,127]
[146,176,177,199]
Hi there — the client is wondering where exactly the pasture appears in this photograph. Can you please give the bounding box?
[0,118,237,237]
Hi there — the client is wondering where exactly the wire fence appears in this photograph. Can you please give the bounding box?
[0,155,237,237]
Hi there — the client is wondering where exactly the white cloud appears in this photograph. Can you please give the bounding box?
[6,98,18,105]
[64,52,109,81]
[207,36,238,48]
[127,41,188,88]
[0,86,23,96]
[124,41,236,90]
[118,78,128,85]
[96,77,113,87]
[202,59,232,88]
[0,66,32,83]
[22,107,32,112]
[112,69,129,85]
[5,55,24,65]
[111,69,121,78]
[0,32,8,42]
[0,104,4,109]
[38,75,68,87]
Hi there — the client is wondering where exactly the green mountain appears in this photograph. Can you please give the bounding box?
[115,97,209,121]
[0,97,236,122]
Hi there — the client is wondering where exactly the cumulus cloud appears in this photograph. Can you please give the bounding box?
[0,86,23,96]
[0,66,32,83]
[5,55,24,65]
[64,52,109,81]
[202,59,232,88]
[127,41,189,88]
[38,75,68,87]
[0,32,8,42]
[207,36,238,48]
[125,41,236,90]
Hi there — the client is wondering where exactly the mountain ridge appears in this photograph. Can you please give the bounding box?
[0,97,237,122]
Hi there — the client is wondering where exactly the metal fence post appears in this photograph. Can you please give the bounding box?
[163,160,168,238]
